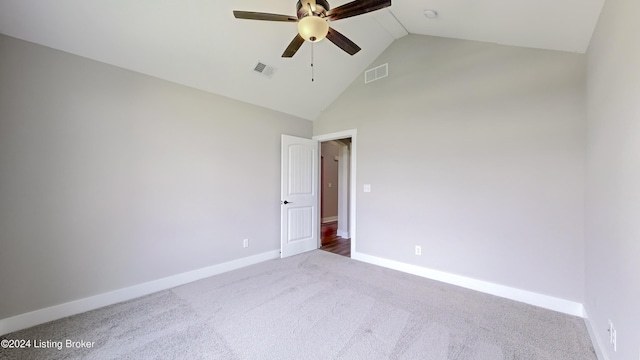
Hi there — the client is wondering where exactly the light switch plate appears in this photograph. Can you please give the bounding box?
[364,184,371,192]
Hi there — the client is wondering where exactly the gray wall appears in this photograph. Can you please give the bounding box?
[0,35,311,319]
[585,0,640,358]
[314,35,586,302]
[321,142,339,219]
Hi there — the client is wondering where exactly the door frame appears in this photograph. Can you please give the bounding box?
[313,129,357,256]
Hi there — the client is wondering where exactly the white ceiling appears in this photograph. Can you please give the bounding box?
[0,0,604,120]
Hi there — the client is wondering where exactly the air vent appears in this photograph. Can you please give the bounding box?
[253,62,277,78]
[364,63,388,83]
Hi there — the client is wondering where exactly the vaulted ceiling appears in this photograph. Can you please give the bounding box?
[0,0,605,120]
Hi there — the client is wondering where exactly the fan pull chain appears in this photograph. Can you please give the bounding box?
[308,1,314,82]
[311,42,315,82]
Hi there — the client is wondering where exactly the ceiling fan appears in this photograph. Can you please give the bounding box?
[233,0,392,58]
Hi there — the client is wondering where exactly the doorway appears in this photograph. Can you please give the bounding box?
[313,130,357,258]
[319,140,351,256]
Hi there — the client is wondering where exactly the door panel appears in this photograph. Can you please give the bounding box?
[281,135,318,258]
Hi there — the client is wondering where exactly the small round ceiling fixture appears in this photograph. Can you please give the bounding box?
[298,16,329,42]
[424,9,438,19]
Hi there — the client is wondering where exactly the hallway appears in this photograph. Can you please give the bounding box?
[319,222,350,257]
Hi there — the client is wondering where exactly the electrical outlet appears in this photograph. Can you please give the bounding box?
[243,239,249,248]
[415,246,421,255]
[607,320,617,352]
[608,320,613,343]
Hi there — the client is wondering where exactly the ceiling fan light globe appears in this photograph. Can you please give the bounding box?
[298,16,329,42]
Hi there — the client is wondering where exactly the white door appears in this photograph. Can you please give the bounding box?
[281,135,319,258]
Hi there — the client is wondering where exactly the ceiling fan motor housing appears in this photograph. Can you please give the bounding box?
[296,0,330,19]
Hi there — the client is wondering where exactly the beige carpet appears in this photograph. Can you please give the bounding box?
[0,250,596,359]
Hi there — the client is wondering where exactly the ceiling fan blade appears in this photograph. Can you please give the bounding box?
[233,11,298,22]
[282,34,306,57]
[326,27,361,55]
[326,0,391,21]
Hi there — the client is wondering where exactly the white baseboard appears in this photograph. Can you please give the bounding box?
[337,230,350,238]
[351,251,585,318]
[0,250,280,336]
[583,308,609,360]
[321,216,338,224]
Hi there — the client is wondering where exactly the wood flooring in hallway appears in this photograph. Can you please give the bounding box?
[320,221,350,257]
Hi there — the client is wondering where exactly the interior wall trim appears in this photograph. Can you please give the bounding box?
[0,250,280,336]
[313,129,358,259]
[583,308,609,360]
[351,251,586,318]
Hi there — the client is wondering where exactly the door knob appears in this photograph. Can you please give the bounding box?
[283,200,292,204]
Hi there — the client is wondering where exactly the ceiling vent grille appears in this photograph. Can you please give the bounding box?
[364,63,388,83]
[253,62,277,78]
